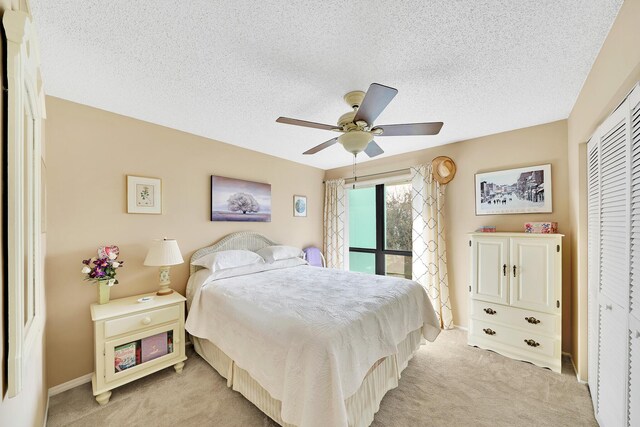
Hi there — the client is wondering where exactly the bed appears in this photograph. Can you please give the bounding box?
[185,232,440,427]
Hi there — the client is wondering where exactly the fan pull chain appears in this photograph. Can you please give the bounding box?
[352,154,358,189]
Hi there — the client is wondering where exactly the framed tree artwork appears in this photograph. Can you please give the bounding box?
[211,176,272,222]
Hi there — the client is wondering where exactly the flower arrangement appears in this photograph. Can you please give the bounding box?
[81,245,124,286]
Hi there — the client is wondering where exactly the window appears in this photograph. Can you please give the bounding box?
[348,182,412,279]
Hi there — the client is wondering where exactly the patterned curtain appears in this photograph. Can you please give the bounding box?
[323,179,346,269]
[411,165,453,329]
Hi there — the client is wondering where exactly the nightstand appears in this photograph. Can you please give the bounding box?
[90,292,187,405]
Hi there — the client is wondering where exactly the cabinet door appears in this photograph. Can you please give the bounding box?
[509,237,557,314]
[105,322,181,384]
[470,237,509,304]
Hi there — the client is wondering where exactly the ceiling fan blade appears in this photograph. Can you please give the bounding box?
[375,122,444,137]
[276,117,337,131]
[364,141,384,158]
[353,83,398,125]
[303,137,338,155]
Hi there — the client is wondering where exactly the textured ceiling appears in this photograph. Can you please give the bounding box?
[30,1,622,170]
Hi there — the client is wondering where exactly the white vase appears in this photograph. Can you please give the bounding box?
[97,280,111,304]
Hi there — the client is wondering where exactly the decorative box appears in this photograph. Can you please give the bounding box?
[475,226,496,232]
[524,222,558,234]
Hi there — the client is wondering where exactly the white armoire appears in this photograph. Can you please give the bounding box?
[468,232,563,373]
[587,83,640,427]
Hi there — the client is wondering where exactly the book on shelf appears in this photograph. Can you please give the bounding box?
[114,342,137,372]
[168,330,174,353]
[141,332,168,363]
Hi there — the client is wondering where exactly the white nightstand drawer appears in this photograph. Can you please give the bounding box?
[470,299,559,336]
[104,305,180,338]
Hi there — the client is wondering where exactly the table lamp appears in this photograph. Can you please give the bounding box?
[144,238,184,295]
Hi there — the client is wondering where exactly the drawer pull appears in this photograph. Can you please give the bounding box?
[525,316,540,324]
[503,264,507,277]
[524,339,540,347]
[141,316,152,325]
[483,328,496,336]
[483,308,497,315]
[513,265,517,277]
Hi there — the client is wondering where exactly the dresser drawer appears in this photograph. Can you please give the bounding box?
[470,319,557,358]
[104,305,180,338]
[470,299,559,336]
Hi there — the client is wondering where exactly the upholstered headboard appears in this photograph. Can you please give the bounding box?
[189,231,278,275]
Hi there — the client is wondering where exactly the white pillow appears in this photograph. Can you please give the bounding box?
[191,249,264,272]
[256,245,302,263]
[210,257,308,281]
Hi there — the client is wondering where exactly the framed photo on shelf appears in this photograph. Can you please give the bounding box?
[293,195,307,217]
[475,164,552,215]
[127,175,162,214]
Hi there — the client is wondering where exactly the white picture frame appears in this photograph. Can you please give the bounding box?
[127,175,162,214]
[293,195,307,217]
[475,164,552,215]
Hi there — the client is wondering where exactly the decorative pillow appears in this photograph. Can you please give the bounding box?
[191,249,264,272]
[256,245,303,263]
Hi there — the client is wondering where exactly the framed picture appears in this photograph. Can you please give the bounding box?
[293,195,307,217]
[475,164,552,215]
[211,175,271,222]
[127,175,162,214]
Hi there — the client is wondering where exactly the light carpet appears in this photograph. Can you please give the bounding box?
[47,329,596,426]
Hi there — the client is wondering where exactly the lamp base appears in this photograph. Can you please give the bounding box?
[157,266,174,296]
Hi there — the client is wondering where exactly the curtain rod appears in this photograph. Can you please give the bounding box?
[323,167,411,184]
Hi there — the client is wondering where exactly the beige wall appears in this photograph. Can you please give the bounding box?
[0,1,49,427]
[325,121,572,352]
[44,96,325,387]
[567,0,640,381]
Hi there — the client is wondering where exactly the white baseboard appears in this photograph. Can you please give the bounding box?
[43,395,49,427]
[48,372,93,397]
[453,324,468,331]
[561,351,587,384]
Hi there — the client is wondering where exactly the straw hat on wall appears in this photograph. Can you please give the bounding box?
[431,156,457,184]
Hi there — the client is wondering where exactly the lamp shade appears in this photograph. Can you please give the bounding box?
[143,238,184,266]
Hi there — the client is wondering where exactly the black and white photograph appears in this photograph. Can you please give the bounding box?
[475,164,552,215]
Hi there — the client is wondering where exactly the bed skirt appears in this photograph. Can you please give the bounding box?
[193,327,424,427]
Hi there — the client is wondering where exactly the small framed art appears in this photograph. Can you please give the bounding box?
[127,175,162,214]
[293,195,307,217]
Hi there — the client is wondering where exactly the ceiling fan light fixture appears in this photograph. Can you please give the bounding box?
[338,131,373,155]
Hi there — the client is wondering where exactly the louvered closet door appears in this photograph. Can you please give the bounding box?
[628,88,640,426]
[588,138,600,412]
[592,98,631,427]
[631,90,640,323]
[629,317,640,427]
[599,107,630,311]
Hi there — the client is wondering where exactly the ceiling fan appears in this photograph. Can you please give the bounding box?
[276,83,443,158]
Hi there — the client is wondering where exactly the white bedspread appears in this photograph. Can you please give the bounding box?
[185,265,440,427]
